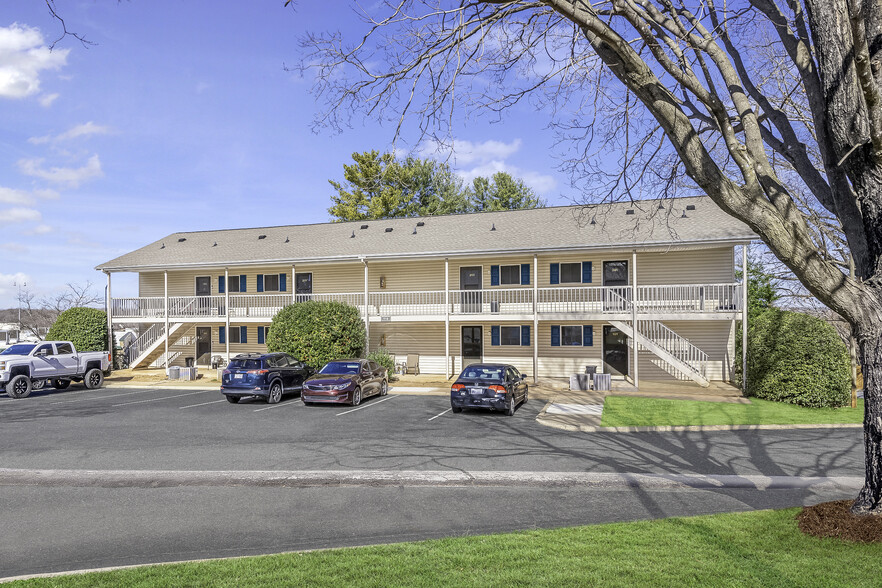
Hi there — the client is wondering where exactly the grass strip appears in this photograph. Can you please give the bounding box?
[600,396,863,428]
[10,508,882,588]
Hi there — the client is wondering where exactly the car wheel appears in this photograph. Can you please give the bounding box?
[52,379,71,390]
[351,387,362,406]
[379,380,388,396]
[267,382,283,404]
[451,402,462,414]
[84,368,104,390]
[31,379,46,391]
[7,375,32,399]
[505,394,515,416]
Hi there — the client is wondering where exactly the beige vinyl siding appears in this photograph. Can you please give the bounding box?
[369,260,445,291]
[369,322,448,374]
[636,248,734,285]
[637,320,735,382]
[448,256,536,290]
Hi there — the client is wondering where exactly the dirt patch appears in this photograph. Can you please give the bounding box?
[798,500,882,543]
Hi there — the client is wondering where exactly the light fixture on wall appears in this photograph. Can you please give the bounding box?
[380,276,386,289]
[380,334,387,347]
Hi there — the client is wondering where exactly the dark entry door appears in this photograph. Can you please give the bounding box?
[195,276,212,315]
[603,325,629,376]
[295,273,313,302]
[196,327,212,366]
[602,260,629,312]
[460,267,482,313]
[461,326,483,366]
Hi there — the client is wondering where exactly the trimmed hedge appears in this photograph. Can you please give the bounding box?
[266,301,366,369]
[367,347,395,373]
[747,308,850,408]
[46,307,109,352]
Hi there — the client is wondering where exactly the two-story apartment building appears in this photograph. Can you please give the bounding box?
[97,196,755,388]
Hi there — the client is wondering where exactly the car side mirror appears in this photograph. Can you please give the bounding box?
[36,349,47,356]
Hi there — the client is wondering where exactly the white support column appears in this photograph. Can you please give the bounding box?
[742,244,748,394]
[631,250,638,389]
[164,270,169,371]
[445,257,450,379]
[363,259,370,355]
[533,254,539,384]
[105,271,113,364]
[224,268,230,362]
[291,264,296,305]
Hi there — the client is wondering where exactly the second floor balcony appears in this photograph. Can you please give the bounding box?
[111,283,743,323]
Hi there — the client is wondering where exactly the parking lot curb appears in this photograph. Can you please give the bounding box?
[0,467,864,492]
[536,417,864,434]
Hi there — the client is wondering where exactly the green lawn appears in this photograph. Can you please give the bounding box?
[600,396,864,428]
[10,509,881,587]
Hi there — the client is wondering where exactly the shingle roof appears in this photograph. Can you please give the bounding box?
[96,196,756,271]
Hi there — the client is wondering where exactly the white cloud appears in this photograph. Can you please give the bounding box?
[17,154,104,188]
[0,272,30,299]
[27,224,52,235]
[0,242,29,253]
[0,207,42,225]
[39,92,59,107]
[420,139,523,166]
[0,186,59,206]
[29,121,113,145]
[0,23,68,99]
[458,161,557,194]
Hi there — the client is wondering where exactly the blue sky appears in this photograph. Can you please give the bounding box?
[0,2,573,307]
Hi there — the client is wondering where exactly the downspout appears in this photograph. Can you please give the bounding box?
[632,250,638,389]
[105,271,113,367]
[445,257,450,379]
[363,258,369,355]
[164,270,169,373]
[533,254,538,384]
[225,268,230,362]
[742,245,748,395]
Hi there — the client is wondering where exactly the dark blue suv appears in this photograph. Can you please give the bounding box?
[221,352,314,404]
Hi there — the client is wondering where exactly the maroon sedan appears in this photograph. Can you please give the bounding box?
[301,359,388,406]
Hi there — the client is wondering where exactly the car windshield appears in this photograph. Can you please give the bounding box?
[460,367,504,381]
[319,362,361,375]
[228,359,263,370]
[1,344,35,356]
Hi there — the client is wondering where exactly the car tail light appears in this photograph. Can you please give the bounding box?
[107,353,112,363]
[451,384,464,391]
[489,385,506,394]
[222,370,231,376]
[247,369,268,375]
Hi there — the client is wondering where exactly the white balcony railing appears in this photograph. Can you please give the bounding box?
[111,283,741,320]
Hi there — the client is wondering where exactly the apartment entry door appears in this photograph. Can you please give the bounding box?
[602,260,629,312]
[460,267,482,313]
[461,326,483,367]
[196,327,212,366]
[295,273,313,302]
[603,325,629,377]
[195,276,212,316]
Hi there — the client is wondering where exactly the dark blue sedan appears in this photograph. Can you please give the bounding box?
[450,363,528,416]
[221,352,314,404]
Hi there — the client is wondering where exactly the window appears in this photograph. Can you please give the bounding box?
[500,265,520,285]
[35,344,54,356]
[264,274,280,292]
[561,326,583,346]
[229,326,247,344]
[560,263,581,283]
[501,326,521,346]
[55,343,73,355]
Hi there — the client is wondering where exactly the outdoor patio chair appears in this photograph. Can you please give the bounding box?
[406,354,420,375]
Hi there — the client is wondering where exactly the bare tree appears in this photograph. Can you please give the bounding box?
[12,282,103,341]
[294,0,882,514]
[41,281,103,314]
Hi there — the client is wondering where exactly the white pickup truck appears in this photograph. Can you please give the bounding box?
[0,341,112,399]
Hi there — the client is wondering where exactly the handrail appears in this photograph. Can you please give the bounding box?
[125,323,164,365]
[638,319,708,377]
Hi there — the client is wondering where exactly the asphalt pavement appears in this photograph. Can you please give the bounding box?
[0,383,867,580]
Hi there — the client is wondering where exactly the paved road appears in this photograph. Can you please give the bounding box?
[0,385,866,579]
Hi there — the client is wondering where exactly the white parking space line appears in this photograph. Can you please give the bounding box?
[112,390,212,407]
[336,394,397,416]
[50,389,156,405]
[253,400,301,412]
[428,408,451,421]
[180,399,227,409]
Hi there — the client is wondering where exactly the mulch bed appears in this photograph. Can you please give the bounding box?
[798,500,882,543]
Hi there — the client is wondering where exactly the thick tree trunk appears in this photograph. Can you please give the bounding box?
[853,324,882,514]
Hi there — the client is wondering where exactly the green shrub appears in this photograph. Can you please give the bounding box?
[746,308,850,408]
[46,307,109,352]
[266,301,366,369]
[367,347,395,373]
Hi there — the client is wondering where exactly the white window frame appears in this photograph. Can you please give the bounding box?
[228,275,241,293]
[230,326,242,344]
[264,274,280,292]
[559,262,582,284]
[500,325,522,346]
[500,264,521,286]
[561,325,582,346]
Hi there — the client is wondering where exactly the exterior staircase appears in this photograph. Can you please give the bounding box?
[128,323,192,369]
[608,319,710,387]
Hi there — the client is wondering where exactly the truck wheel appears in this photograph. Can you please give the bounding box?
[84,368,104,390]
[31,379,46,391]
[7,375,32,399]
[52,379,71,390]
